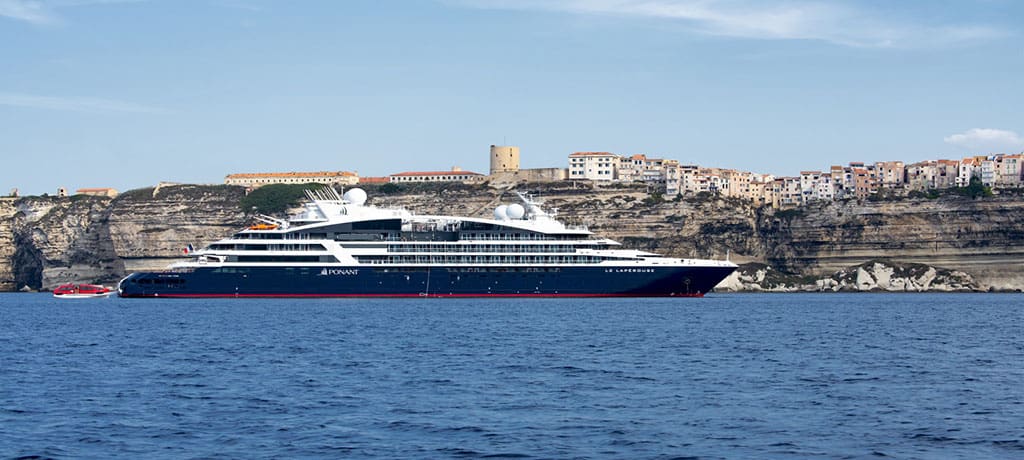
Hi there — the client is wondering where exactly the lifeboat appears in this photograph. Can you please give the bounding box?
[53,283,114,298]
[248,223,279,230]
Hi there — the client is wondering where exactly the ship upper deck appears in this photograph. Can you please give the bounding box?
[236,188,593,242]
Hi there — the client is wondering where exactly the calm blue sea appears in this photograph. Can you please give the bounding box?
[1,293,1022,459]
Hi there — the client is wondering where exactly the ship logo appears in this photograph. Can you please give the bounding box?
[317,268,359,276]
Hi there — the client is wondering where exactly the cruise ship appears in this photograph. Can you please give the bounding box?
[117,188,737,298]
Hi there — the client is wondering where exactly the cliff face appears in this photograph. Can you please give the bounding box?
[3,195,122,290]
[1,182,1022,291]
[717,260,979,292]
[760,198,1024,290]
[0,185,245,290]
[107,184,247,273]
[0,199,18,290]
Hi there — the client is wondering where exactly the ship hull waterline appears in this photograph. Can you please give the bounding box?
[118,265,736,298]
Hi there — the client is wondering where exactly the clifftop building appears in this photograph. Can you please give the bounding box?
[568,152,617,181]
[389,167,483,183]
[489,145,520,175]
[76,188,119,198]
[358,176,390,185]
[225,171,359,188]
[489,145,567,184]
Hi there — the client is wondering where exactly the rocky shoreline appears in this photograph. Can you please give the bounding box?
[717,260,989,293]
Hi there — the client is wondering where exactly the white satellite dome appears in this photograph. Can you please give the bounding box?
[506,203,525,219]
[343,188,367,206]
[494,205,508,220]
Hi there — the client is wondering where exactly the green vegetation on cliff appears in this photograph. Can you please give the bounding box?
[954,176,994,198]
[882,176,993,201]
[239,183,324,214]
[359,181,490,196]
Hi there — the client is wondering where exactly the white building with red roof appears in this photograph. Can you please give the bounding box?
[225,171,359,188]
[388,167,483,183]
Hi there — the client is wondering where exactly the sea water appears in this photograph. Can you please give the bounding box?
[1,293,1021,459]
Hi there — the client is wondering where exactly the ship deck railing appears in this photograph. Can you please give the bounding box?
[384,245,599,253]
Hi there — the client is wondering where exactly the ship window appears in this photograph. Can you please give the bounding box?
[353,219,401,231]
[237,255,321,262]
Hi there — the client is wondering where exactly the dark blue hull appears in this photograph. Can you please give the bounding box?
[118,265,736,298]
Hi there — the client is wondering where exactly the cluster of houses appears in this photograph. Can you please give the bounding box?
[218,145,1022,210]
[570,152,1023,208]
[23,143,1018,206]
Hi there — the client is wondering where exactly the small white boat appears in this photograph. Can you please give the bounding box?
[53,283,114,298]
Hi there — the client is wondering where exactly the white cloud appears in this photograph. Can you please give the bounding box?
[0,0,145,25]
[944,128,1024,153]
[0,0,58,24]
[449,0,1006,48]
[0,91,169,114]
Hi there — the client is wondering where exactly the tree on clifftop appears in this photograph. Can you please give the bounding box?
[957,176,993,199]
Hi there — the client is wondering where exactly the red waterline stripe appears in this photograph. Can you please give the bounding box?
[120,292,705,299]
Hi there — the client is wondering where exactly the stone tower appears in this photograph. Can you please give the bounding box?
[489,145,520,175]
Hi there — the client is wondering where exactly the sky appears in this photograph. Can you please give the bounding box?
[1,0,1022,195]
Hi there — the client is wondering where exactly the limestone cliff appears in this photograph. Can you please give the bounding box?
[717,260,978,292]
[1,182,1022,292]
[4,195,122,290]
[1,185,245,291]
[107,184,246,273]
[0,199,18,291]
[760,198,1024,290]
